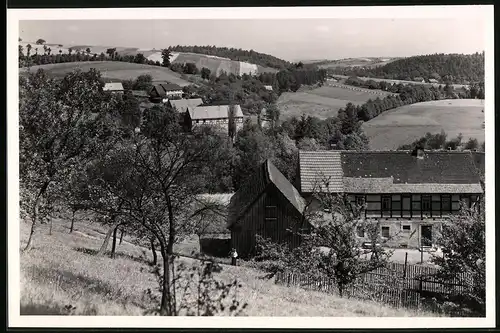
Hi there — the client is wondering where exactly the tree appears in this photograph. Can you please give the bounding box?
[19,69,119,251]
[201,67,211,80]
[132,74,153,92]
[183,63,198,75]
[161,49,172,67]
[106,48,116,59]
[86,47,91,54]
[228,104,237,143]
[264,103,280,132]
[134,53,146,64]
[35,38,46,45]
[464,137,479,150]
[431,197,485,315]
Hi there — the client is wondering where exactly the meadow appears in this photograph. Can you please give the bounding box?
[277,84,394,120]
[362,99,485,150]
[19,217,436,317]
[20,61,192,87]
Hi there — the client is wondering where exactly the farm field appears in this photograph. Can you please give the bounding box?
[362,99,485,150]
[303,57,400,69]
[20,61,192,87]
[277,84,394,120]
[18,218,435,317]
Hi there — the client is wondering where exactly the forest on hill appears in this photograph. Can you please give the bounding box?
[330,53,485,84]
[168,45,292,69]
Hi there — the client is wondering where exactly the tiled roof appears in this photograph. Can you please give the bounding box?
[298,151,344,193]
[189,105,244,120]
[152,83,183,97]
[103,82,124,91]
[341,151,481,184]
[131,90,149,97]
[298,150,483,194]
[169,98,203,113]
[227,159,306,228]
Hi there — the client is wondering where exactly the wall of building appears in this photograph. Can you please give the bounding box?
[230,185,310,258]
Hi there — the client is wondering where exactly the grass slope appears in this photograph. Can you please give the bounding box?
[277,84,394,120]
[20,61,192,87]
[362,99,485,150]
[19,218,436,317]
[303,57,400,69]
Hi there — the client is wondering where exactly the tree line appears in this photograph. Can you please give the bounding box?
[330,53,485,85]
[397,130,485,152]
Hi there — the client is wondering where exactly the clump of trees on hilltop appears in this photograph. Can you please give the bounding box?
[398,130,485,152]
[331,53,485,85]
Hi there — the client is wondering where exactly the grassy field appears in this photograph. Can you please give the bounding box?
[334,75,469,90]
[302,57,400,69]
[20,61,192,87]
[18,217,437,317]
[362,99,485,150]
[277,84,393,120]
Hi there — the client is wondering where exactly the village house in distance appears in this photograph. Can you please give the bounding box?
[228,149,484,257]
[184,104,245,133]
[149,82,184,102]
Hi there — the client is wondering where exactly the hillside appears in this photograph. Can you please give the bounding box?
[168,45,291,69]
[19,218,434,317]
[362,99,485,150]
[19,61,192,87]
[20,41,281,77]
[330,53,485,84]
[277,83,396,120]
[305,57,400,69]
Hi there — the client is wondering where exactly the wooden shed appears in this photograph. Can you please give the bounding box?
[227,159,311,258]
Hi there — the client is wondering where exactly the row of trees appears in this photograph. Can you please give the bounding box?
[397,130,485,152]
[331,53,485,85]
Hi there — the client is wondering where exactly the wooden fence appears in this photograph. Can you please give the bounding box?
[275,263,476,316]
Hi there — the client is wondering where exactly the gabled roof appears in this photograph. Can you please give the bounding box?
[298,150,483,194]
[169,98,203,113]
[299,151,343,193]
[103,82,124,91]
[227,159,306,228]
[188,105,244,120]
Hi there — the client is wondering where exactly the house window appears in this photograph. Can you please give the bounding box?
[382,196,391,210]
[355,195,365,207]
[402,225,411,232]
[402,195,411,217]
[265,205,278,219]
[421,196,431,211]
[381,226,390,238]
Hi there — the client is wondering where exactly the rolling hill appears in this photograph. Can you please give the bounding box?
[277,83,397,120]
[362,99,485,150]
[20,41,281,77]
[19,61,192,87]
[302,57,401,69]
[329,53,485,85]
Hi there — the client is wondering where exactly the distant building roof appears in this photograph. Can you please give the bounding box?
[264,85,273,91]
[188,105,244,120]
[298,150,483,194]
[169,98,203,113]
[103,82,124,91]
[429,79,439,83]
[227,159,306,228]
[151,83,183,97]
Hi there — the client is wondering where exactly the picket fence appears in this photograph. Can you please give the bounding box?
[274,263,476,315]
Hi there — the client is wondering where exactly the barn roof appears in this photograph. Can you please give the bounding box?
[131,90,149,97]
[227,159,306,228]
[169,98,203,113]
[188,105,244,120]
[151,83,183,97]
[298,150,483,194]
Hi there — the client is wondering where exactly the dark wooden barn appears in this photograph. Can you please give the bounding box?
[227,159,311,258]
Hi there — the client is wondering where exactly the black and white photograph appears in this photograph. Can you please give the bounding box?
[7,5,495,329]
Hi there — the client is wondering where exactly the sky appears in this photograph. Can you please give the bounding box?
[19,18,486,61]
